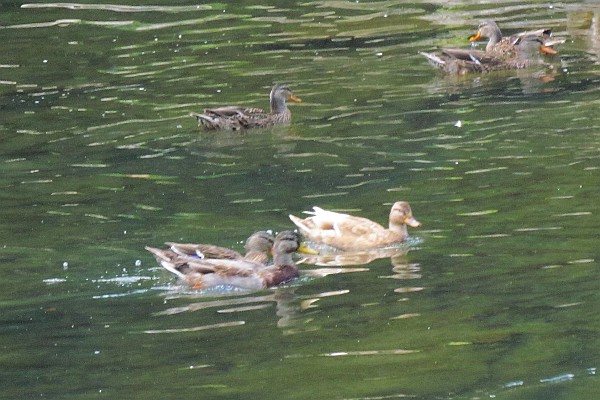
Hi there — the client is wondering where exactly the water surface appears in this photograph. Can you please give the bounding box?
[1,1,600,399]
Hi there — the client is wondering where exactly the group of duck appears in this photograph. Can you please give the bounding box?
[420,20,561,75]
[146,201,421,290]
[145,20,561,290]
[188,21,562,131]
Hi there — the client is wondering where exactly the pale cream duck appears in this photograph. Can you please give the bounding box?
[289,201,421,251]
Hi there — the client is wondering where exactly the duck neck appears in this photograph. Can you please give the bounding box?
[273,252,294,267]
[244,250,269,264]
[486,27,503,51]
[265,264,299,287]
[270,95,288,114]
[266,252,299,287]
[389,223,408,237]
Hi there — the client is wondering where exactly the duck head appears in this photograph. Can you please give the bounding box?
[244,230,275,254]
[469,20,503,51]
[389,201,421,230]
[270,84,302,114]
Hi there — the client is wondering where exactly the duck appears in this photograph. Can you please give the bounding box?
[289,201,421,251]
[145,231,315,290]
[191,84,301,130]
[421,20,560,75]
[468,20,554,54]
[165,231,274,264]
[420,34,557,75]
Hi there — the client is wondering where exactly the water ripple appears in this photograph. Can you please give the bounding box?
[144,321,246,334]
[21,3,212,12]
[1,19,134,29]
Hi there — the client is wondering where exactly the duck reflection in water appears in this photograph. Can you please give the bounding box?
[155,286,362,335]
[296,244,414,267]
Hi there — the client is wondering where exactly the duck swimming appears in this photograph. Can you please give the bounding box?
[289,201,421,251]
[420,35,556,75]
[191,84,301,130]
[468,20,555,54]
[420,20,559,75]
[146,231,313,290]
[165,231,274,264]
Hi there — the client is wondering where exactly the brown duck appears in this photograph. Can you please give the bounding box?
[421,20,560,75]
[468,20,556,54]
[146,231,314,290]
[165,231,274,264]
[421,36,558,75]
[191,84,301,130]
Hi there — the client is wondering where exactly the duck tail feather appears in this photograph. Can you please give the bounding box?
[289,214,310,234]
[419,51,446,69]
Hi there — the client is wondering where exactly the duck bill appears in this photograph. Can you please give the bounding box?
[289,95,302,103]
[540,45,557,55]
[297,242,319,255]
[406,217,422,228]
[468,32,482,42]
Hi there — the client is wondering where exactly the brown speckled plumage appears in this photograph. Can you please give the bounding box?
[146,231,312,290]
[191,84,301,130]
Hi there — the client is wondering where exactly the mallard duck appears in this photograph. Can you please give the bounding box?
[421,20,560,75]
[289,201,421,251]
[420,35,557,75]
[468,20,555,54]
[166,231,274,264]
[191,84,301,130]
[146,231,314,290]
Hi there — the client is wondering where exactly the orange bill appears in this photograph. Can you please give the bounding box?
[468,32,482,42]
[289,94,302,103]
[540,45,557,55]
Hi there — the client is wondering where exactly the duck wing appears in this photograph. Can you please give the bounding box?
[441,48,488,61]
[203,106,264,117]
[334,215,388,236]
[166,242,243,260]
[191,106,267,130]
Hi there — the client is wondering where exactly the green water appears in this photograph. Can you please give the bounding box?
[1,1,600,399]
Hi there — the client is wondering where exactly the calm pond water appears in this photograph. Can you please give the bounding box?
[1,0,600,399]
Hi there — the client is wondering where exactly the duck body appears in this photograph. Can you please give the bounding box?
[421,36,556,75]
[166,231,274,264]
[146,231,305,290]
[192,84,301,130]
[420,44,540,75]
[289,201,421,251]
[421,20,559,75]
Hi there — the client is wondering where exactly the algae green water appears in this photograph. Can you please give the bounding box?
[1,1,600,399]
